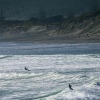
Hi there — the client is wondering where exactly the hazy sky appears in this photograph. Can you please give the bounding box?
[0,0,100,20]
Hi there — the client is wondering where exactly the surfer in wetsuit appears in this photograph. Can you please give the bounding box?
[69,84,73,90]
[25,67,30,71]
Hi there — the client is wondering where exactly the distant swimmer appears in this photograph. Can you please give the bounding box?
[69,84,73,90]
[96,82,100,86]
[25,67,30,71]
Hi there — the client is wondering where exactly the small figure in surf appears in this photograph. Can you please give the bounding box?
[25,67,30,71]
[96,82,100,86]
[69,84,73,90]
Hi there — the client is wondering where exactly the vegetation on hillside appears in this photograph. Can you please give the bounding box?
[0,8,100,42]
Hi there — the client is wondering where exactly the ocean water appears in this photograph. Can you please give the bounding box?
[0,42,100,100]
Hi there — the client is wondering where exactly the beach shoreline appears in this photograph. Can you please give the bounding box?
[0,38,100,44]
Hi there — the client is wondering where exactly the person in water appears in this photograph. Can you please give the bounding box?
[69,84,73,90]
[25,67,30,71]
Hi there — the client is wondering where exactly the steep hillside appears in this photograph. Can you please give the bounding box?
[0,10,100,43]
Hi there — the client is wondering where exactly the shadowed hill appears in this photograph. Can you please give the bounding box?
[0,10,100,43]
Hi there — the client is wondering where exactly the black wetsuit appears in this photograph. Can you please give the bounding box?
[25,67,30,71]
[69,84,73,90]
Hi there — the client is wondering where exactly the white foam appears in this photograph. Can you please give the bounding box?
[0,52,100,100]
[0,72,42,79]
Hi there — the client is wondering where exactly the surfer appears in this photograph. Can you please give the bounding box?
[25,67,30,71]
[96,82,100,86]
[69,84,73,90]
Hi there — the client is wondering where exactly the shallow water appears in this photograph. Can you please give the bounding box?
[0,42,100,55]
[0,42,100,100]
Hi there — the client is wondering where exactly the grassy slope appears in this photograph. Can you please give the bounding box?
[0,11,100,43]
